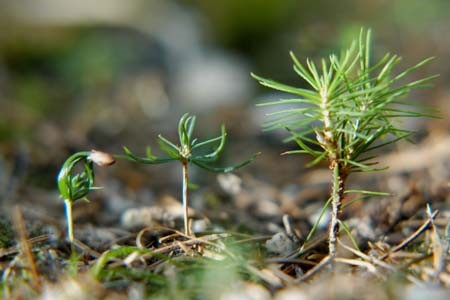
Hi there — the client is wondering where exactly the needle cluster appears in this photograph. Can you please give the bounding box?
[123,114,258,172]
[123,113,259,235]
[253,29,437,257]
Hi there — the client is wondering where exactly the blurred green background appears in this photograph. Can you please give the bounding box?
[0,0,448,194]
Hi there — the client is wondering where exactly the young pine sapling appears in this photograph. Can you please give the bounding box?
[252,29,437,258]
[57,150,115,245]
[123,113,259,236]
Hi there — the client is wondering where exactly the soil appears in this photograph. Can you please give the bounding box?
[0,120,449,299]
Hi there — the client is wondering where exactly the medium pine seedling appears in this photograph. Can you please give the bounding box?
[123,113,259,236]
[252,29,437,258]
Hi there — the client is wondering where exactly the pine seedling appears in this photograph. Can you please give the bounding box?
[252,29,437,258]
[122,113,259,236]
[57,150,115,245]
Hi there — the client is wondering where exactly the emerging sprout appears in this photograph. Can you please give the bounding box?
[57,150,115,245]
[123,113,260,236]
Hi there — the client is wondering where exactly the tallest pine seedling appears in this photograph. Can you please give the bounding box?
[253,29,437,258]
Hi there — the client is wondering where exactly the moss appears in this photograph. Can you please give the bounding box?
[0,218,14,248]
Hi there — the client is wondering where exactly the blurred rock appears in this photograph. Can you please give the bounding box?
[218,173,243,196]
[121,206,176,229]
[308,205,330,230]
[42,274,106,300]
[403,285,450,300]
[275,287,308,300]
[265,232,296,256]
[120,195,199,229]
[3,0,144,25]
[77,225,127,250]
[220,282,271,300]
[172,52,252,112]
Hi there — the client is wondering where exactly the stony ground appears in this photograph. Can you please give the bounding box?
[0,125,448,299]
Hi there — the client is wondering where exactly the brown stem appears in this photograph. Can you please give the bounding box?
[329,162,347,257]
[182,161,190,236]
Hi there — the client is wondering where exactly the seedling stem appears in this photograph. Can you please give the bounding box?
[182,161,190,236]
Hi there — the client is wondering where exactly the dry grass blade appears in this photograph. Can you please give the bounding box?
[295,255,332,283]
[426,204,445,279]
[394,252,431,261]
[334,257,377,273]
[406,274,427,286]
[12,206,41,291]
[264,257,316,266]
[290,232,328,258]
[338,240,395,271]
[267,264,297,285]
[245,265,284,288]
[73,239,102,258]
[119,229,234,265]
[379,209,439,260]
[0,234,49,258]
[229,235,273,245]
[439,272,450,286]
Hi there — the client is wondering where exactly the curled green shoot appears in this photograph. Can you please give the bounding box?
[57,150,115,246]
[123,113,260,236]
